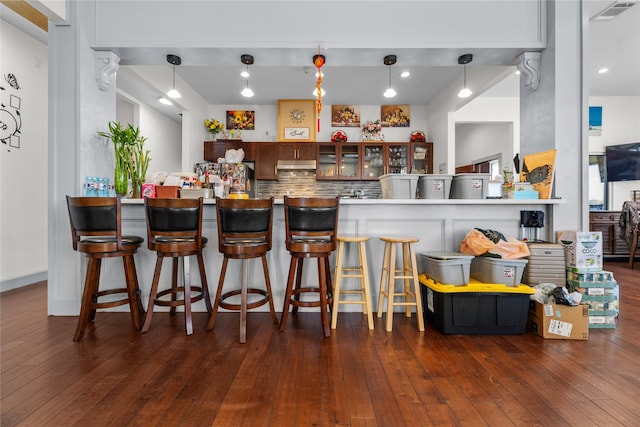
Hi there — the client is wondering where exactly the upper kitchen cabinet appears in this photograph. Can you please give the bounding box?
[361,142,409,180]
[255,142,278,180]
[204,141,255,162]
[278,143,317,161]
[317,143,361,180]
[411,142,434,174]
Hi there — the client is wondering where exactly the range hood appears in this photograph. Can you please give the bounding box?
[276,160,317,170]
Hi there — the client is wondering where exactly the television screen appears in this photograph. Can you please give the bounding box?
[605,142,640,182]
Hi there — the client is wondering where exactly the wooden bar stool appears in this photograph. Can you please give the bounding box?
[141,197,212,335]
[207,197,278,343]
[331,235,374,330]
[66,196,145,341]
[279,196,339,338]
[377,235,425,332]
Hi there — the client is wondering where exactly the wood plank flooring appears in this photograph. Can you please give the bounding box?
[2,261,639,426]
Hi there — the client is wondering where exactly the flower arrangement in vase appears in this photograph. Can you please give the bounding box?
[362,120,382,141]
[204,118,224,140]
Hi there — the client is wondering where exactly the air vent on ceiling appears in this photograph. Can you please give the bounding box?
[591,1,638,21]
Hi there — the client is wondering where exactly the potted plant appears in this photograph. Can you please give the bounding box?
[98,122,150,198]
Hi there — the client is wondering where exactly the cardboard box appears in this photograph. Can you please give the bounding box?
[155,185,180,198]
[528,301,589,340]
[556,231,603,272]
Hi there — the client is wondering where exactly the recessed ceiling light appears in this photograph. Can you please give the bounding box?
[315,71,324,78]
[240,70,250,78]
[159,97,173,105]
[515,70,521,75]
[597,68,609,74]
[400,71,410,78]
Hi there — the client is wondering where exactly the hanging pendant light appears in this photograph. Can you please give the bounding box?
[457,53,473,98]
[383,55,397,98]
[166,54,182,99]
[240,54,255,98]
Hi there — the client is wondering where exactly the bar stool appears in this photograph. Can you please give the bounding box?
[141,197,212,335]
[377,235,425,332]
[331,235,374,330]
[207,197,278,343]
[66,196,145,341]
[280,196,339,338]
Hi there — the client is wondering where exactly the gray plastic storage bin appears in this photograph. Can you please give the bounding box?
[450,173,490,199]
[470,257,528,286]
[421,252,474,285]
[379,174,419,199]
[416,174,453,199]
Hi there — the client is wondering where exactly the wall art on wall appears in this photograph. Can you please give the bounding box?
[589,106,602,136]
[226,110,255,130]
[521,149,557,200]
[277,99,316,142]
[0,73,22,150]
[331,105,360,127]
[381,104,410,127]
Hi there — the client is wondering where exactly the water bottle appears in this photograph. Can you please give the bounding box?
[99,177,109,197]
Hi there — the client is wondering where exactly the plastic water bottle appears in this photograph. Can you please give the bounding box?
[99,177,109,197]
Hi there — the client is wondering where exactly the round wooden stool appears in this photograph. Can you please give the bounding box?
[377,235,425,332]
[332,235,374,330]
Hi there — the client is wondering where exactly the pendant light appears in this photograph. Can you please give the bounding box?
[383,55,397,98]
[240,54,254,98]
[166,54,182,99]
[457,53,473,98]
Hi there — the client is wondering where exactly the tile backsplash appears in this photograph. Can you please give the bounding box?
[257,170,382,199]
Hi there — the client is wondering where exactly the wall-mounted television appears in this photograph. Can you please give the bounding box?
[605,142,640,182]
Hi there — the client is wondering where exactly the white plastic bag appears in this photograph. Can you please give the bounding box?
[225,148,245,163]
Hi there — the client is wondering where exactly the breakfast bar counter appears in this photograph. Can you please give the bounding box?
[108,198,563,314]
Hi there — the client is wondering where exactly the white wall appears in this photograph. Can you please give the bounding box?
[588,96,640,209]
[139,104,182,174]
[455,123,513,171]
[0,21,49,290]
[455,96,520,171]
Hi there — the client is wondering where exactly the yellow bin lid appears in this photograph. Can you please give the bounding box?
[419,274,534,294]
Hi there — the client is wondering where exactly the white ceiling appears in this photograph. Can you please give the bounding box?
[3,1,638,124]
[114,1,639,123]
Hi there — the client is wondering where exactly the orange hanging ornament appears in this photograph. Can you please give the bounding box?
[313,52,325,132]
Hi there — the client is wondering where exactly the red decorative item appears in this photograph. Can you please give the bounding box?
[410,130,426,142]
[331,130,348,142]
[313,51,325,131]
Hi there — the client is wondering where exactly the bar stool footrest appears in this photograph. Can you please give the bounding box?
[290,287,333,308]
[219,288,270,311]
[91,287,132,309]
[154,286,205,307]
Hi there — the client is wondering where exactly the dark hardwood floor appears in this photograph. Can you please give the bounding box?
[2,261,639,426]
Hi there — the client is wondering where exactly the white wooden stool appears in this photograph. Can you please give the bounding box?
[377,235,425,332]
[332,235,374,329]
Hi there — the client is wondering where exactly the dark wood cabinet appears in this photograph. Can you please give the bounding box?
[317,143,361,180]
[255,143,278,180]
[361,142,409,180]
[410,141,434,174]
[278,143,316,160]
[589,211,629,257]
[203,140,255,162]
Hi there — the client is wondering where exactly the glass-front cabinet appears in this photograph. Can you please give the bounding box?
[411,142,434,174]
[317,143,361,180]
[362,143,409,180]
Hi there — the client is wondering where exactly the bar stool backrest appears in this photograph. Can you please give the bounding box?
[66,196,124,253]
[284,196,339,254]
[144,197,205,252]
[216,197,274,255]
